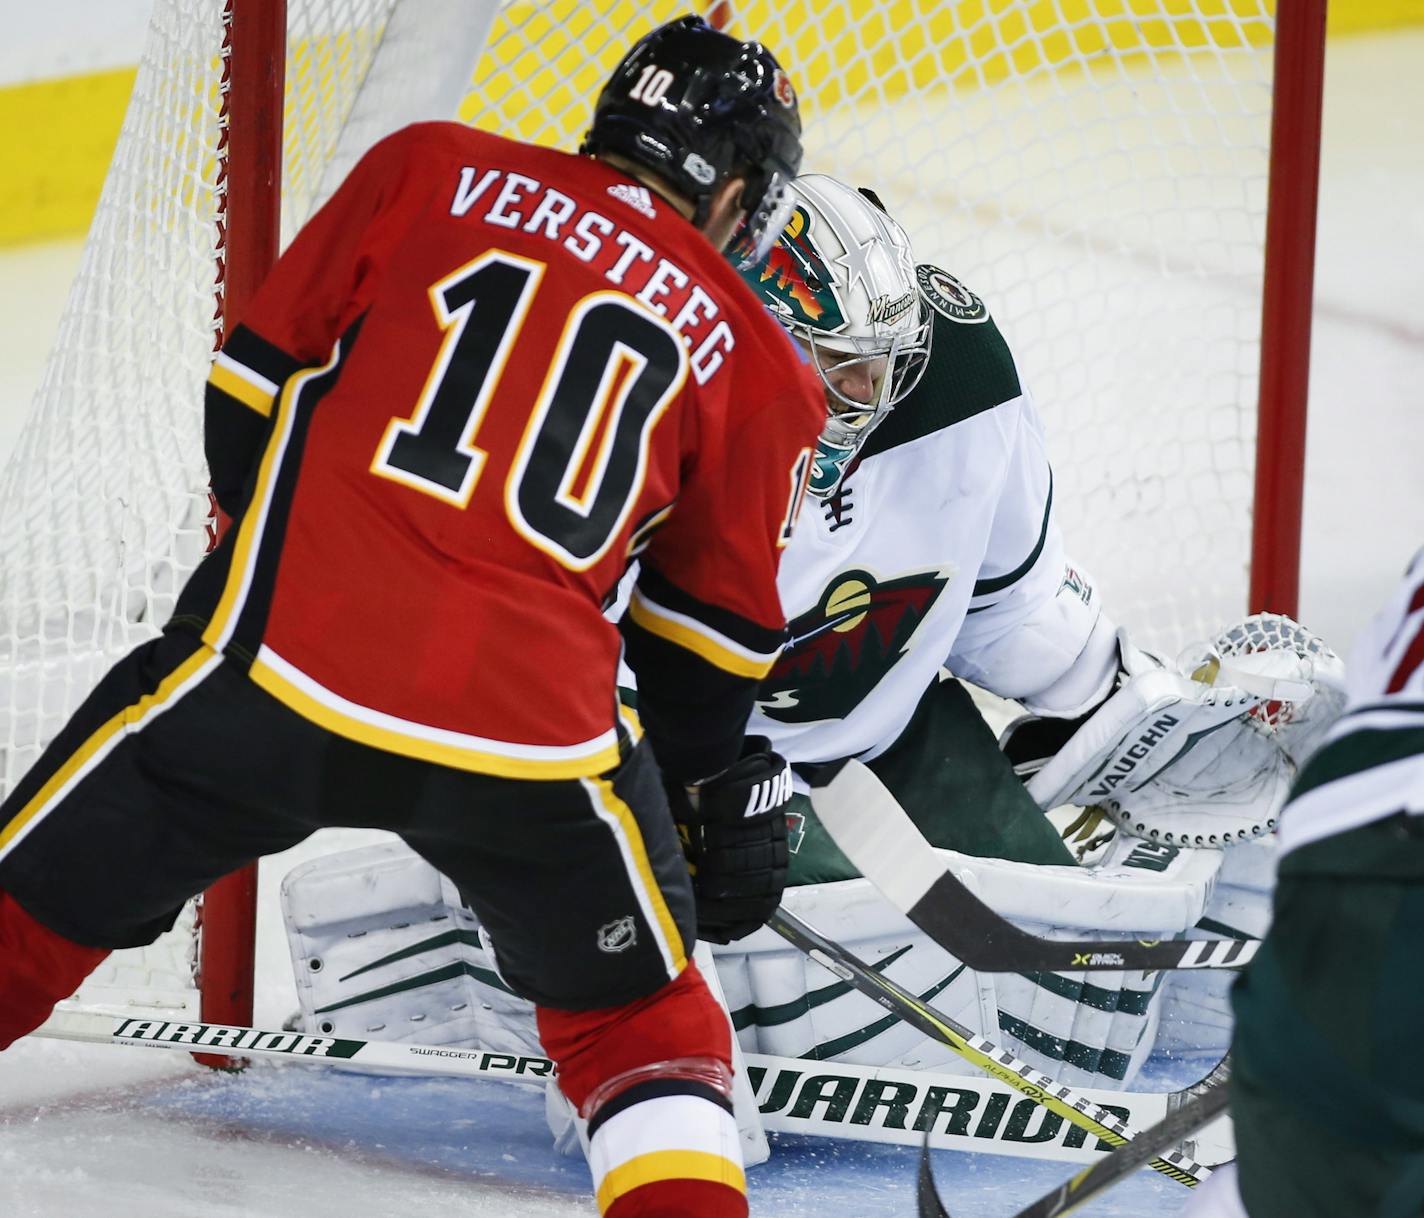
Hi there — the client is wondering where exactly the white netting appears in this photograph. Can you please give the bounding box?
[459,0,1275,652]
[5,0,402,1016]
[863,6,1272,651]
[0,2,410,808]
[5,0,1282,1015]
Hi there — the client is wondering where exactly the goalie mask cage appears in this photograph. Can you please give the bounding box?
[3,0,1323,1035]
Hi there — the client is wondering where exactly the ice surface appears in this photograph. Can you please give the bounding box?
[1,1035,1211,1217]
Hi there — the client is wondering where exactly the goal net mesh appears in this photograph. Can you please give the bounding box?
[2,0,1276,1018]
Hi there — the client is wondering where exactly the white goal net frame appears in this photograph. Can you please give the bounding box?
[2,0,1324,1040]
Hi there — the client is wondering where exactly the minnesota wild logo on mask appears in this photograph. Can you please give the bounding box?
[733,205,846,330]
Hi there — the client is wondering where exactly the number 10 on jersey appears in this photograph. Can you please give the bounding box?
[371,249,687,571]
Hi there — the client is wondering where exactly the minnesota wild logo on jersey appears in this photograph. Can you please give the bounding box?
[916,264,988,323]
[758,568,948,723]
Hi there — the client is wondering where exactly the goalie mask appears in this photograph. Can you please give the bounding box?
[734,174,931,497]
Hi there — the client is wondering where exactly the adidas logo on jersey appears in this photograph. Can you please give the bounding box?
[606,182,657,218]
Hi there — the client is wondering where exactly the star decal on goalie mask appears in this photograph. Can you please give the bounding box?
[834,233,878,297]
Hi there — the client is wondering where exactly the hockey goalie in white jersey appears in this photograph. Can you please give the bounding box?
[279,176,1345,1137]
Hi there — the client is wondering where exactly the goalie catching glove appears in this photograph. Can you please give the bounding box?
[1002,613,1346,847]
[666,738,791,944]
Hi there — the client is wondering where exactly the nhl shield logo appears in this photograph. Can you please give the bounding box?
[598,915,638,953]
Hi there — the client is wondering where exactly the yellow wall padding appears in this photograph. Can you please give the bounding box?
[4,1,1424,246]
[1329,0,1424,35]
[0,68,134,247]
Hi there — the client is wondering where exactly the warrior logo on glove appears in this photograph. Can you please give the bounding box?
[667,737,794,943]
[744,763,794,816]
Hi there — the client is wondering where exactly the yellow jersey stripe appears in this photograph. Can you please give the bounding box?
[626,593,779,680]
[585,775,687,977]
[248,656,624,781]
[616,701,643,739]
[625,503,673,558]
[209,358,277,417]
[203,349,337,652]
[595,1149,744,1214]
[0,646,219,855]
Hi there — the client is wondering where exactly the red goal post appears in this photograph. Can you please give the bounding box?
[1252,0,1327,617]
[4,0,1326,1037]
[198,0,286,1055]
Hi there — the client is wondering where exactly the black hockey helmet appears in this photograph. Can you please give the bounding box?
[581,15,803,261]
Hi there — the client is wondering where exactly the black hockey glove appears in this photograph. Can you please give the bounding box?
[667,738,791,945]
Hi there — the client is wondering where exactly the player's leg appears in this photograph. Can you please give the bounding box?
[786,675,1073,884]
[0,890,109,1048]
[401,740,744,1218]
[1225,819,1424,1218]
[0,630,319,1047]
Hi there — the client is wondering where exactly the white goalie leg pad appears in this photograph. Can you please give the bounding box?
[282,842,768,1164]
[718,839,1224,1089]
[281,839,541,1052]
[1159,835,1277,1060]
[282,841,1231,1111]
[1180,1163,1250,1218]
[1025,616,1346,847]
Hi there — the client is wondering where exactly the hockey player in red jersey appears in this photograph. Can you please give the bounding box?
[0,16,823,1217]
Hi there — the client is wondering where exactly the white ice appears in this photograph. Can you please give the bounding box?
[2,25,1423,1218]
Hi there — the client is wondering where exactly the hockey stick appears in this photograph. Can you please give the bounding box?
[809,759,1261,973]
[768,907,1219,1189]
[36,1006,557,1082]
[35,1005,1224,1168]
[918,1080,1231,1217]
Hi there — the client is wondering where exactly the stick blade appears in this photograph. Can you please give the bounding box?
[918,1137,952,1218]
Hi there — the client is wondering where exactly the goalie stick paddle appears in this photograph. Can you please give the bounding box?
[917,1081,1231,1218]
[767,907,1217,1189]
[809,759,1262,973]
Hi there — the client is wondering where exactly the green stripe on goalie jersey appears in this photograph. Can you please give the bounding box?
[860,275,1022,459]
[1290,722,1424,802]
[969,473,1052,603]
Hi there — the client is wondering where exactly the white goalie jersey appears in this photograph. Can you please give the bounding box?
[753,268,1116,767]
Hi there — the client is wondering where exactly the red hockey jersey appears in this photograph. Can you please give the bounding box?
[197,123,822,780]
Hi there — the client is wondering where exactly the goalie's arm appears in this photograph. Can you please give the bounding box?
[945,390,1122,719]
